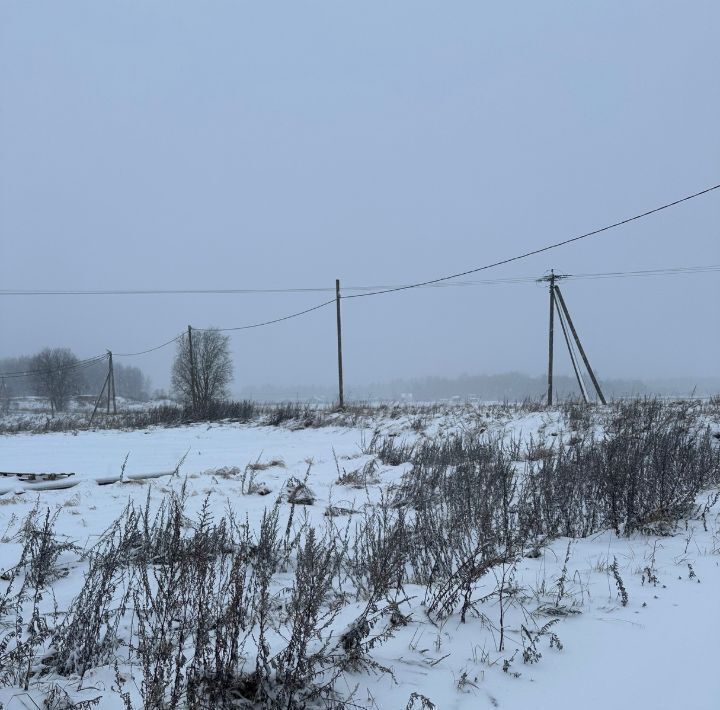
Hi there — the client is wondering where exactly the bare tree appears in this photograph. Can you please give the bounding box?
[171,329,233,412]
[30,348,81,413]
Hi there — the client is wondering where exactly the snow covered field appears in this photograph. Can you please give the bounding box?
[0,404,718,709]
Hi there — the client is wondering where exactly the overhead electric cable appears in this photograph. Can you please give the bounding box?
[0,184,718,300]
[0,354,108,379]
[562,265,720,282]
[0,265,717,298]
[1,183,717,366]
[114,334,184,357]
[342,183,720,299]
[0,287,338,296]
[196,299,337,333]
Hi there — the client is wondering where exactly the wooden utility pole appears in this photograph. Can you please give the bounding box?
[553,286,607,405]
[538,270,574,406]
[335,279,344,409]
[545,270,556,406]
[187,325,197,410]
[107,351,117,414]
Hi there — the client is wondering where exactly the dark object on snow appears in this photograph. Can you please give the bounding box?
[285,476,315,505]
[0,471,75,482]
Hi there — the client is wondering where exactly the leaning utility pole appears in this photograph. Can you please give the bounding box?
[187,325,197,411]
[335,279,344,409]
[553,285,607,405]
[90,353,112,424]
[554,302,589,403]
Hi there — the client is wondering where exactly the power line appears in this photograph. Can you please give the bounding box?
[342,183,720,299]
[0,287,338,296]
[1,184,717,368]
[0,264,715,373]
[562,265,720,282]
[0,280,540,295]
[353,264,720,290]
[116,262,719,348]
[195,299,337,333]
[1,265,715,373]
[114,334,184,358]
[0,354,107,378]
[0,264,717,298]
[0,354,108,380]
[0,183,717,301]
[110,300,336,358]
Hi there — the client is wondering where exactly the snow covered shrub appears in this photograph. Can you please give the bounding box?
[36,489,380,708]
[365,432,415,467]
[0,507,79,689]
[334,457,380,488]
[265,401,313,426]
[585,400,719,533]
[348,500,410,601]
[520,400,719,537]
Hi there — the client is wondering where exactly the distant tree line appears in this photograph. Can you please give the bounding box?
[368,373,650,401]
[0,349,151,412]
[239,373,657,402]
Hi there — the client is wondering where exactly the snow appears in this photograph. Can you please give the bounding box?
[0,409,718,709]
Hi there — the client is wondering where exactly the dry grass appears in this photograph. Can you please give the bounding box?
[247,458,285,472]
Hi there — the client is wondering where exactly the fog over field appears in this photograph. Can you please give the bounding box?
[0,2,718,394]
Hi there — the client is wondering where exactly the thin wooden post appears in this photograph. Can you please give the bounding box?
[108,351,117,414]
[106,353,111,415]
[547,270,555,406]
[335,279,344,409]
[553,285,607,405]
[187,325,197,410]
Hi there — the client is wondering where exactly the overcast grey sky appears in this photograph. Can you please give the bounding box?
[1,1,718,393]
